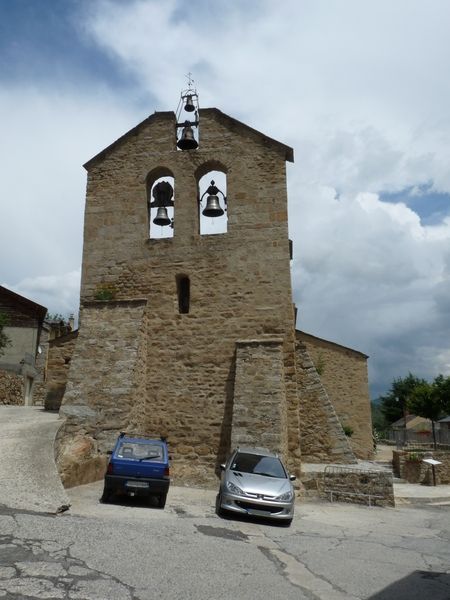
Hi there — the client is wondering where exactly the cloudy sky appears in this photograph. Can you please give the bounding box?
[1,0,449,397]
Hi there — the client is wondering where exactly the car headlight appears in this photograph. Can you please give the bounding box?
[226,481,244,495]
[276,490,293,502]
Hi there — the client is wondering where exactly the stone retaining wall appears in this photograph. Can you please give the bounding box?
[302,467,394,507]
[393,450,450,484]
[0,370,23,405]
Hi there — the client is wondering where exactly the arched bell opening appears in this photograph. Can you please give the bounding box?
[146,168,175,239]
[197,164,228,236]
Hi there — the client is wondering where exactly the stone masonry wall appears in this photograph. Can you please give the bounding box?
[302,467,394,507]
[231,339,288,457]
[296,341,356,464]
[0,370,23,405]
[59,109,300,487]
[56,300,146,487]
[44,331,78,411]
[297,331,373,459]
[393,450,450,485]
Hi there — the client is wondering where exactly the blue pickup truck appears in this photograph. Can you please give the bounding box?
[101,433,170,508]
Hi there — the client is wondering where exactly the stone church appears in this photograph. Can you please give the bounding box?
[56,93,373,487]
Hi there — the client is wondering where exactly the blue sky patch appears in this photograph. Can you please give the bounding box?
[0,0,134,90]
[380,184,450,225]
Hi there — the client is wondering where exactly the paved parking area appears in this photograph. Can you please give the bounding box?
[1,407,449,599]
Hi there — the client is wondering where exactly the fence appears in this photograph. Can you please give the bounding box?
[323,465,394,507]
[386,428,450,449]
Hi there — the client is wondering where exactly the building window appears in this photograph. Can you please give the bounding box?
[176,275,190,314]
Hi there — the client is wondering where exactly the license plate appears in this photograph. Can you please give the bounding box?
[247,508,269,517]
[126,480,149,489]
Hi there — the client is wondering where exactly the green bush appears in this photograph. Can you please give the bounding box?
[343,425,354,437]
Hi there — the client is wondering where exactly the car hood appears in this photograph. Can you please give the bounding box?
[227,471,291,497]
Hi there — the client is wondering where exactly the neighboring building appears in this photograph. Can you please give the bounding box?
[390,414,450,446]
[0,286,47,405]
[56,103,372,487]
[391,415,432,433]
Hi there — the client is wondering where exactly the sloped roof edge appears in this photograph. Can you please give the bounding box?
[201,108,294,162]
[0,285,47,322]
[83,107,294,170]
[296,329,369,359]
[83,111,175,170]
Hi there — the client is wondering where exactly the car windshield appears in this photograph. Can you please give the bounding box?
[116,442,163,461]
[230,452,286,478]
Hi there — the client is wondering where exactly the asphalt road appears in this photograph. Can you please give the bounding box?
[0,407,449,599]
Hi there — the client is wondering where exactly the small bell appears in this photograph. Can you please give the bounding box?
[153,207,171,226]
[201,180,226,218]
[202,195,224,218]
[184,95,195,112]
[177,122,198,150]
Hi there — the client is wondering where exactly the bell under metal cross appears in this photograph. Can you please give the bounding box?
[184,95,195,112]
[149,181,174,227]
[201,181,226,218]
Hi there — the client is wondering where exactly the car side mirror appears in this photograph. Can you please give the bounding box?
[220,463,226,471]
[106,450,112,455]
[289,474,296,481]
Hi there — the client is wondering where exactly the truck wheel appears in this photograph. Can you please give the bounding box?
[158,493,167,509]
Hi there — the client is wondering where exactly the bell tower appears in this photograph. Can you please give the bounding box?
[58,88,302,487]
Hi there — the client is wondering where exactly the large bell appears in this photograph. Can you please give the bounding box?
[202,194,224,218]
[153,206,171,226]
[184,95,195,112]
[177,123,198,150]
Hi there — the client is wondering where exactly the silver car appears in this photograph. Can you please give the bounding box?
[218,447,295,525]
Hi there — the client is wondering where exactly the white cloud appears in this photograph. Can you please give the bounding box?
[0,83,140,312]
[2,270,81,316]
[290,181,450,394]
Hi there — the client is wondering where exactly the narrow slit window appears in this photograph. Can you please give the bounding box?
[177,276,190,314]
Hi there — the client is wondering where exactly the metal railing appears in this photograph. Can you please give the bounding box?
[323,466,392,507]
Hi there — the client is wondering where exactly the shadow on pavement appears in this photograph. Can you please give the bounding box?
[100,494,163,509]
[369,571,450,600]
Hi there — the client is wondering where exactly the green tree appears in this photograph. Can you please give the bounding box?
[380,373,426,425]
[408,376,449,448]
[371,400,388,432]
[432,374,450,415]
[0,312,11,357]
